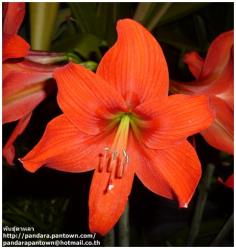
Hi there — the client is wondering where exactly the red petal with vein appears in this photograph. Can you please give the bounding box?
[134,94,213,149]
[3,60,56,123]
[89,133,136,235]
[201,30,234,78]
[3,3,25,35]
[3,34,30,61]
[183,51,204,79]
[201,97,234,154]
[53,63,127,135]
[20,115,115,173]
[3,112,32,165]
[97,19,169,107]
[135,140,201,207]
[171,54,233,102]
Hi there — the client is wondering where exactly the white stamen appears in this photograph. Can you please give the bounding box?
[112,151,118,160]
[122,149,129,164]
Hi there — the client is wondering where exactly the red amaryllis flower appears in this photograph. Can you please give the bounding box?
[218,174,234,190]
[171,31,234,154]
[20,19,213,235]
[3,2,30,61]
[3,56,59,165]
[2,3,63,165]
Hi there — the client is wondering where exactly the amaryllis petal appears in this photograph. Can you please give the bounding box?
[3,34,30,61]
[135,140,201,207]
[171,57,233,101]
[97,19,169,107]
[20,115,115,173]
[3,60,56,123]
[201,97,234,154]
[170,30,234,154]
[225,175,234,189]
[89,134,136,235]
[218,174,234,189]
[134,94,213,149]
[183,51,204,79]
[3,2,25,35]
[202,30,233,78]
[3,112,32,165]
[53,63,128,135]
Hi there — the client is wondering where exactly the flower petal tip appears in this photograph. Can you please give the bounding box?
[18,158,39,173]
[3,146,15,166]
[182,203,189,208]
[89,222,109,237]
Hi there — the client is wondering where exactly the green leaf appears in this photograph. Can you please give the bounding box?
[158,3,209,26]
[69,3,134,45]
[134,3,209,31]
[52,8,74,41]
[156,24,201,52]
[134,3,172,31]
[52,33,104,60]
[193,14,209,51]
[69,3,98,34]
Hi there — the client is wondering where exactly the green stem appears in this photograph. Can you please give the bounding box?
[187,163,215,246]
[30,3,59,50]
[103,229,115,246]
[210,213,234,246]
[117,202,130,246]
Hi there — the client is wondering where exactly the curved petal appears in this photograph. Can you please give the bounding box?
[89,133,136,235]
[201,97,234,154]
[183,51,204,79]
[3,34,30,61]
[53,63,128,135]
[171,60,233,114]
[134,94,213,149]
[3,61,55,123]
[202,30,234,78]
[96,19,169,107]
[224,175,234,189]
[135,140,201,207]
[3,3,25,35]
[20,115,115,173]
[172,32,233,102]
[3,112,32,165]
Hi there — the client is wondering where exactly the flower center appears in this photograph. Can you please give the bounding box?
[98,114,130,193]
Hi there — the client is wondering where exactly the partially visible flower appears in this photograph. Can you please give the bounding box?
[3,2,30,61]
[218,174,234,190]
[2,3,65,165]
[20,19,213,235]
[171,31,234,154]
[3,57,58,165]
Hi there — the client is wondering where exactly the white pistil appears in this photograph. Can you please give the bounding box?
[108,184,114,191]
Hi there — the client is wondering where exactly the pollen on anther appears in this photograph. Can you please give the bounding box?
[122,149,129,164]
